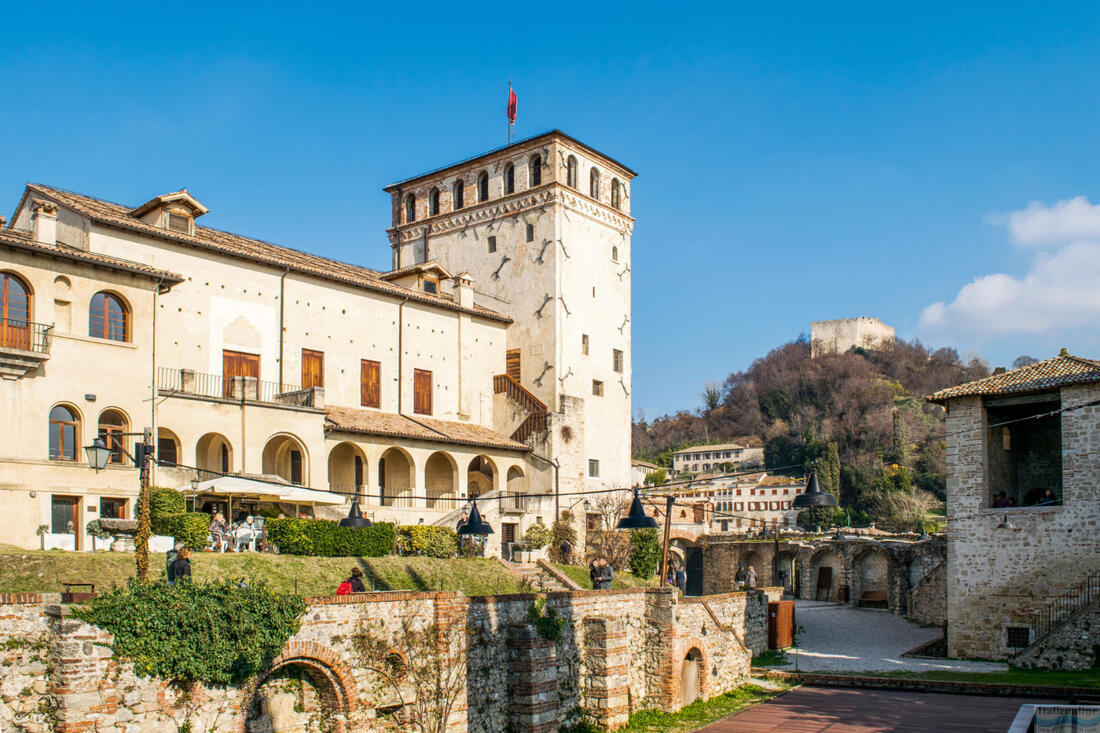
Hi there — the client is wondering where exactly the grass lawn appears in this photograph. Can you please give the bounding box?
[847,668,1100,689]
[0,545,527,597]
[562,684,785,732]
[554,563,658,590]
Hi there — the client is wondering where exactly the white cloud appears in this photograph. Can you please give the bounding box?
[920,195,1100,349]
[996,196,1100,246]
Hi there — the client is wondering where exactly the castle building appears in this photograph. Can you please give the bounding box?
[671,440,764,475]
[810,317,895,358]
[0,131,634,554]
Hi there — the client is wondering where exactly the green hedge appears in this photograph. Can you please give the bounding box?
[397,525,458,558]
[150,488,185,525]
[266,518,394,557]
[628,528,661,579]
[154,513,210,549]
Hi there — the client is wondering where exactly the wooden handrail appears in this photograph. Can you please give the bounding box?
[511,412,548,444]
[493,374,547,414]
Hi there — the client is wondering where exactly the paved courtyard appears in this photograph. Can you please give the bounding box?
[700,686,1050,732]
[769,601,1007,674]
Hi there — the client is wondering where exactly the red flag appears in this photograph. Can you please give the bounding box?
[507,87,517,124]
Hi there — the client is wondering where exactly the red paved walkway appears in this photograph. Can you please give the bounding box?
[699,686,1052,732]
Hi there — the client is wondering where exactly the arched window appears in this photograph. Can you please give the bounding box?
[611,179,622,210]
[566,156,578,188]
[49,405,79,460]
[89,292,129,342]
[477,171,489,203]
[590,168,600,199]
[98,409,129,465]
[529,155,542,186]
[404,194,416,223]
[453,180,464,210]
[0,272,31,350]
[504,163,515,195]
[428,188,440,216]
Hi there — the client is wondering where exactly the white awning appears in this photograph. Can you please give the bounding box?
[180,475,345,505]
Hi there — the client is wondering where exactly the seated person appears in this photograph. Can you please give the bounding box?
[209,512,231,551]
[1037,488,1059,506]
[234,516,258,550]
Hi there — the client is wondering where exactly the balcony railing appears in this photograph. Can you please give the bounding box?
[157,367,323,408]
[0,318,52,355]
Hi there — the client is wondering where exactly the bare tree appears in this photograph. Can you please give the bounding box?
[700,381,722,416]
[870,488,943,533]
[593,490,630,530]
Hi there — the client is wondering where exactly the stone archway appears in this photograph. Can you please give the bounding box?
[678,643,708,709]
[774,550,800,596]
[807,548,844,601]
[851,545,892,609]
[244,642,358,733]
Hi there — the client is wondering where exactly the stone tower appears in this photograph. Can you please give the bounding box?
[385,130,635,501]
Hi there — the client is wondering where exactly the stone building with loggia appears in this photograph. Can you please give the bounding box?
[927,352,1100,668]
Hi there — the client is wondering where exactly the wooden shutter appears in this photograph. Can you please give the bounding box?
[301,348,324,389]
[223,350,260,397]
[506,349,521,381]
[361,359,381,408]
[413,369,432,415]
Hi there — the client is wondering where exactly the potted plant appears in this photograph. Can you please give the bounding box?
[36,524,48,550]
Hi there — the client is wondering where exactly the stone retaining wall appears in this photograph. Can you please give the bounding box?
[0,587,770,732]
[1015,599,1100,671]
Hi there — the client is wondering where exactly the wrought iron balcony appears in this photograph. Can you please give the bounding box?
[0,318,53,379]
[157,367,324,408]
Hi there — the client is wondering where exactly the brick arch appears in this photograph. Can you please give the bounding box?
[668,531,701,545]
[242,641,359,733]
[676,636,710,710]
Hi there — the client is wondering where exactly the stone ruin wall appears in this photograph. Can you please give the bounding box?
[0,586,777,733]
[810,317,895,358]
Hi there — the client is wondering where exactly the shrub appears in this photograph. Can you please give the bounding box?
[548,511,577,563]
[266,518,394,557]
[587,529,632,570]
[397,525,458,558]
[628,528,660,579]
[156,513,210,549]
[150,488,185,526]
[526,597,565,641]
[86,519,111,540]
[522,523,552,550]
[74,580,306,684]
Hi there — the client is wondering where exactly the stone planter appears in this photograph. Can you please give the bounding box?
[98,518,139,552]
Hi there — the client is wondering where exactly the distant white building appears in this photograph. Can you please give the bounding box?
[657,472,802,533]
[631,459,661,486]
[672,441,764,475]
[811,317,895,358]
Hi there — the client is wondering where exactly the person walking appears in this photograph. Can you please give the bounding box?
[745,565,757,589]
[168,548,192,583]
[675,566,687,594]
[589,558,600,588]
[597,558,614,589]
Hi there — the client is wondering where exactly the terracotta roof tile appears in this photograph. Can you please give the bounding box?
[926,353,1100,403]
[324,406,529,452]
[0,226,183,284]
[20,184,510,323]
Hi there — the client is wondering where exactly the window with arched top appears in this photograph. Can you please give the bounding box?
[590,168,600,199]
[477,171,489,203]
[529,155,542,186]
[504,163,515,195]
[566,156,578,188]
[428,188,440,216]
[49,404,79,460]
[98,409,129,464]
[404,194,416,223]
[89,292,129,342]
[1,271,31,350]
[453,180,464,210]
[611,178,622,210]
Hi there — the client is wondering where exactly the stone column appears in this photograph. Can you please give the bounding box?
[583,617,629,728]
[508,623,559,733]
[47,606,119,733]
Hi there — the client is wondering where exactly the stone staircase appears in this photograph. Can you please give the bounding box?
[1014,569,1100,661]
[500,559,576,592]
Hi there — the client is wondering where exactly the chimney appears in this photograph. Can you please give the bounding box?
[32,201,58,245]
[453,272,475,309]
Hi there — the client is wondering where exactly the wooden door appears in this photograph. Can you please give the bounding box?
[301,348,324,389]
[222,350,259,397]
[361,359,381,407]
[506,349,521,381]
[413,369,432,415]
[0,272,30,350]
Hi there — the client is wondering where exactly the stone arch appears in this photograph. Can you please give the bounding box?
[467,455,497,499]
[196,432,233,478]
[327,441,367,495]
[678,642,708,709]
[850,544,893,609]
[262,433,309,486]
[506,464,526,494]
[156,427,181,466]
[740,549,764,586]
[379,446,414,507]
[807,547,844,601]
[243,641,359,733]
[774,550,800,595]
[425,451,458,509]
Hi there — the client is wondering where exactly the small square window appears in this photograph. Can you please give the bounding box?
[582,334,589,355]
[592,380,604,396]
[525,224,534,242]
[167,212,190,233]
[423,278,438,294]
[488,236,497,253]
[1006,627,1030,648]
[588,459,600,478]
[613,349,623,373]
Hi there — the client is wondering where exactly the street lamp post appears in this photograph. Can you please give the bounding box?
[85,427,154,581]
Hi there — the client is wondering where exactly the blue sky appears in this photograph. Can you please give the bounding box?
[4,2,1100,419]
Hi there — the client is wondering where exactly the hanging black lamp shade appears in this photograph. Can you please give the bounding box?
[792,470,838,508]
[616,489,659,529]
[338,500,373,528]
[457,500,494,535]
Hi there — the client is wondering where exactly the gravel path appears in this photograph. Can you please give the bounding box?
[768,601,1007,674]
